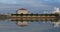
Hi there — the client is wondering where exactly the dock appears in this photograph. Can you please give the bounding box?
[10,14,59,21]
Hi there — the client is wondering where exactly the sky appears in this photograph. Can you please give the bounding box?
[0,0,60,13]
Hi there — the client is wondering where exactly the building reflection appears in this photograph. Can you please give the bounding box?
[40,20,60,28]
[11,19,60,27]
[52,20,60,27]
[16,21,29,27]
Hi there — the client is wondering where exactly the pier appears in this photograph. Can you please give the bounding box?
[11,14,59,21]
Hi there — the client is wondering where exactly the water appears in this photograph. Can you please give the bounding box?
[0,19,60,32]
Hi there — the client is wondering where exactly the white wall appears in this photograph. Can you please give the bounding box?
[17,10,29,14]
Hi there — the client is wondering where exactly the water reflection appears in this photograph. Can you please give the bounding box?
[16,21,29,27]
[11,19,60,28]
[52,20,60,28]
[0,19,60,32]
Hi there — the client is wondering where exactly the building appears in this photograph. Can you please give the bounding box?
[53,7,60,14]
[16,8,29,14]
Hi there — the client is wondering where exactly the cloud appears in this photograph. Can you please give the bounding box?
[0,0,16,4]
[0,0,60,13]
[0,0,57,10]
[0,0,60,7]
[0,0,60,10]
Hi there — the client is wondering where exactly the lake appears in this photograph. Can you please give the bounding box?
[0,19,60,32]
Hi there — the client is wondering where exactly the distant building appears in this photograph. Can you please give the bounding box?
[16,8,29,14]
[53,7,60,14]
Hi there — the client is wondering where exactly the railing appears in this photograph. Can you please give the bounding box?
[11,13,59,17]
